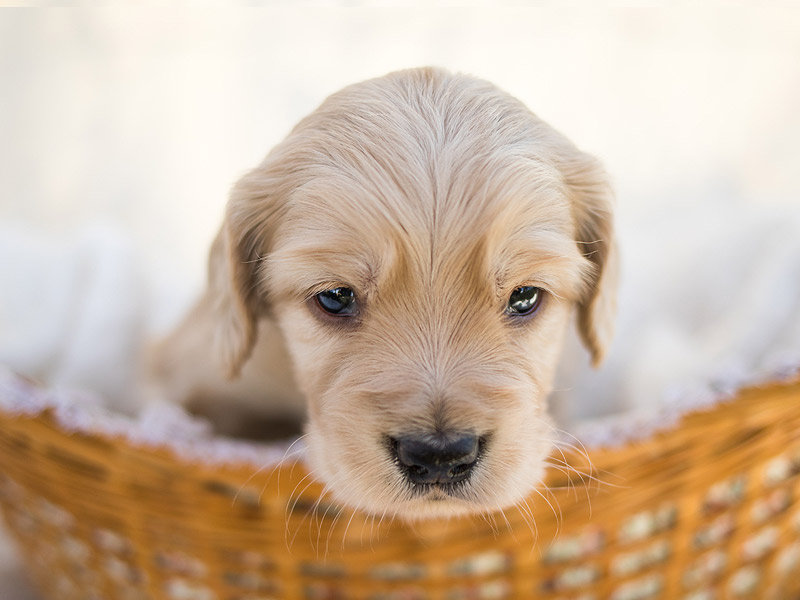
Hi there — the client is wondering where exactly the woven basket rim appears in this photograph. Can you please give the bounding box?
[1,362,798,467]
[571,364,800,449]
[0,366,298,470]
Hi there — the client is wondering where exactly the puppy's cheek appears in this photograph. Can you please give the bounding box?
[514,302,573,388]
[303,417,328,475]
[271,326,398,511]
[471,404,552,509]
[304,417,357,506]
[304,410,398,514]
[270,305,340,401]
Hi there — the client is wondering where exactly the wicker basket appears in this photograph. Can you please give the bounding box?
[1,375,800,600]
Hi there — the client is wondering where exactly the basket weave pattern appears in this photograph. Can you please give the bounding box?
[1,379,800,599]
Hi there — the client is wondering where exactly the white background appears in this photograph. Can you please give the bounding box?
[3,8,799,302]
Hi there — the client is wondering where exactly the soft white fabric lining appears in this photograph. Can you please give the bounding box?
[2,361,797,463]
[0,366,301,469]
[1,200,800,458]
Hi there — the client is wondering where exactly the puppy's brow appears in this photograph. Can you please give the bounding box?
[240,254,266,265]
[493,231,591,300]
[265,244,379,300]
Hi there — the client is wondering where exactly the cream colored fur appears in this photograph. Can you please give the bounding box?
[152,67,616,519]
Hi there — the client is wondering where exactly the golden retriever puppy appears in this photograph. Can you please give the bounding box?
[152,67,616,519]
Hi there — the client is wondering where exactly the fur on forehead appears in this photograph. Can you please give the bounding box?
[255,69,596,301]
[274,67,585,234]
[265,160,592,309]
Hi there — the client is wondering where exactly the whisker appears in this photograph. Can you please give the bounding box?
[315,492,339,560]
[340,503,362,553]
[324,504,343,558]
[515,497,540,556]
[532,486,562,541]
[546,455,625,491]
[543,462,580,501]
[284,471,321,551]
[496,507,517,543]
[233,434,308,507]
[275,434,309,496]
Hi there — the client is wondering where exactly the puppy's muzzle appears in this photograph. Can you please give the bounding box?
[391,433,481,485]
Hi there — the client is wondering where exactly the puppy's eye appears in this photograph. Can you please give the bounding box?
[506,286,543,317]
[316,287,357,316]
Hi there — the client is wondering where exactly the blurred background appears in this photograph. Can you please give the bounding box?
[2,7,799,309]
[1,7,800,598]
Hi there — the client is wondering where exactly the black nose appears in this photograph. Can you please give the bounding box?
[392,433,480,485]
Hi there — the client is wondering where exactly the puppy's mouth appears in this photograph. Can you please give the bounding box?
[407,480,475,502]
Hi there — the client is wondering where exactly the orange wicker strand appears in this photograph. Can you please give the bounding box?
[1,378,800,599]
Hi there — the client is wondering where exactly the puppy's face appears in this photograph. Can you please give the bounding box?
[216,69,616,519]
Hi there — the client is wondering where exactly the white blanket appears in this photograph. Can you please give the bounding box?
[0,224,146,414]
[2,202,800,432]
[555,199,800,437]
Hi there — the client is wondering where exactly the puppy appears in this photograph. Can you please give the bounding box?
[152,67,616,520]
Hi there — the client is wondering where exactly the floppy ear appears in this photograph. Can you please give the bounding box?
[562,153,618,366]
[209,169,282,379]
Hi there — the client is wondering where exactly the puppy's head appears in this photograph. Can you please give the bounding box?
[213,68,616,519]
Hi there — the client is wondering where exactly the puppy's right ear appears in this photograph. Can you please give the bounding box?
[560,150,618,367]
[208,170,281,379]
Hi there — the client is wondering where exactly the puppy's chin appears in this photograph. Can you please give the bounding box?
[391,493,486,521]
[386,473,547,521]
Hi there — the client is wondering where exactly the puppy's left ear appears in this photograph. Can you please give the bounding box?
[562,153,618,367]
[209,167,284,379]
